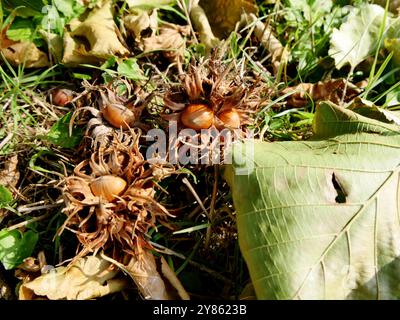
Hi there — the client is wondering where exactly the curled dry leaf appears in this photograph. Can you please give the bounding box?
[124,250,190,300]
[282,79,361,107]
[124,9,158,41]
[19,255,128,300]
[1,41,49,68]
[143,23,190,63]
[198,0,258,39]
[62,0,129,65]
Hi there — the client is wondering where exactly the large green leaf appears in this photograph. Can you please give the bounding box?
[225,101,400,299]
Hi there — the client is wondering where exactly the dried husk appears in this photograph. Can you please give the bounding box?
[162,48,270,131]
[60,134,172,258]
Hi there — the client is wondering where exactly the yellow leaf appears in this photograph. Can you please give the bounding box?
[1,41,49,68]
[19,255,128,300]
[124,9,158,41]
[62,0,129,65]
[124,250,190,300]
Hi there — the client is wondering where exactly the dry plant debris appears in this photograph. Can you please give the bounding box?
[19,255,128,300]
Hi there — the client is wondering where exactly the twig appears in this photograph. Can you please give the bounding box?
[205,165,219,247]
[17,199,64,214]
[242,13,288,76]
[7,212,52,231]
[182,177,209,219]
[150,241,234,286]
[177,0,198,45]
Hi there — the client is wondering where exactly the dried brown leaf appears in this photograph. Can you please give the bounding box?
[19,255,128,300]
[62,0,129,65]
[124,9,158,41]
[199,0,258,38]
[143,23,190,63]
[282,79,361,107]
[0,155,19,189]
[1,41,49,68]
[125,250,189,300]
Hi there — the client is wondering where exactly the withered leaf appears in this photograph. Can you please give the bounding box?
[62,0,129,65]
[198,0,258,38]
[19,255,128,300]
[1,41,49,68]
[282,79,361,107]
[125,250,189,300]
[124,9,158,41]
[143,23,190,62]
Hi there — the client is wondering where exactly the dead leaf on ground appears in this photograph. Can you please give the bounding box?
[19,255,128,300]
[124,250,190,300]
[62,0,129,65]
[124,9,158,41]
[0,155,20,190]
[199,0,258,38]
[1,41,49,68]
[282,79,362,107]
[143,23,190,63]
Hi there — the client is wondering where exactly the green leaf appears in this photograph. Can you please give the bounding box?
[0,185,13,208]
[46,112,83,148]
[3,0,45,17]
[54,0,85,18]
[5,18,35,42]
[329,4,388,69]
[72,73,92,80]
[0,229,38,270]
[287,0,333,21]
[117,58,147,81]
[125,0,176,9]
[384,38,400,66]
[225,101,400,299]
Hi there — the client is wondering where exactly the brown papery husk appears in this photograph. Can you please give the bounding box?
[162,45,271,132]
[60,133,173,261]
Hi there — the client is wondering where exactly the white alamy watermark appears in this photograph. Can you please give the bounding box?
[144,121,255,175]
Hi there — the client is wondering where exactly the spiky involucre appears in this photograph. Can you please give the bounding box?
[60,134,172,258]
[162,48,270,129]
